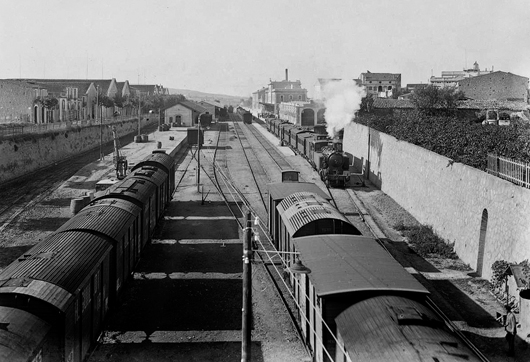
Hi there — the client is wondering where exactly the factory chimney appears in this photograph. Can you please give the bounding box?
[285,69,288,81]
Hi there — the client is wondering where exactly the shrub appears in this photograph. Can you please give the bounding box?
[402,225,457,259]
[355,111,530,170]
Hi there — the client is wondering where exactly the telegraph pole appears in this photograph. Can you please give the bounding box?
[241,211,252,362]
[97,85,103,160]
[197,116,201,192]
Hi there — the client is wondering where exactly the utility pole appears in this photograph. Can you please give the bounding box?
[138,93,141,137]
[197,116,201,192]
[241,211,252,362]
[97,85,103,160]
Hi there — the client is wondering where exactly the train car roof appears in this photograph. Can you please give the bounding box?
[277,192,359,237]
[131,151,174,173]
[128,166,167,186]
[268,182,330,201]
[56,199,141,241]
[0,306,52,362]
[298,132,316,140]
[0,231,112,312]
[95,177,157,205]
[335,295,480,362]
[293,235,428,296]
[290,128,311,135]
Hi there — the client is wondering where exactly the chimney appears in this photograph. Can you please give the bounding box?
[285,69,288,81]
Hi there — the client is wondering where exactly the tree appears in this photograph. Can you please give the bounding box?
[113,93,127,108]
[410,85,465,115]
[360,94,374,113]
[98,95,115,108]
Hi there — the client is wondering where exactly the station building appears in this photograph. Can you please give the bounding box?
[164,100,208,127]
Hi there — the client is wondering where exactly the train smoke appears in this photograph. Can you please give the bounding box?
[321,79,366,137]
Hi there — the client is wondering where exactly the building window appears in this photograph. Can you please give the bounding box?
[289,95,293,101]
[388,86,392,90]
[280,95,284,102]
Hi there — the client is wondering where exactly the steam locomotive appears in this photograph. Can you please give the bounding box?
[265,118,350,187]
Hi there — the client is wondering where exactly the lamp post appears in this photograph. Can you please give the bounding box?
[197,113,203,193]
[241,211,252,362]
[241,214,310,362]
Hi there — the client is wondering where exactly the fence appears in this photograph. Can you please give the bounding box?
[487,153,530,189]
[0,114,157,138]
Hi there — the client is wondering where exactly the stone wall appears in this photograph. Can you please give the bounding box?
[0,118,153,185]
[344,121,530,280]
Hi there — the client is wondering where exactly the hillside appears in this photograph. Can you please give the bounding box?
[168,88,245,107]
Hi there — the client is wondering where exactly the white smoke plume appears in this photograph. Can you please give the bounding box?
[321,79,366,138]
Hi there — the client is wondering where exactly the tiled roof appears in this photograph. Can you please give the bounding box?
[9,79,111,95]
[169,100,208,113]
[361,73,400,81]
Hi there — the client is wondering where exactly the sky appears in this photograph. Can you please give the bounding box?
[1,0,529,98]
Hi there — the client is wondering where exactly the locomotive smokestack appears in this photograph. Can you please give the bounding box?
[285,69,288,81]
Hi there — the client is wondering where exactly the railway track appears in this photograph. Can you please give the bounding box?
[0,124,158,241]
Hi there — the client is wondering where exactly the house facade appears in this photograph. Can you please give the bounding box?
[251,69,308,114]
[0,80,38,123]
[358,71,401,98]
[0,78,144,124]
[164,101,208,127]
[457,71,529,102]
[429,61,493,88]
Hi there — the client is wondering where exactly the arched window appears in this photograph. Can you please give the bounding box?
[476,209,488,276]
[280,95,284,102]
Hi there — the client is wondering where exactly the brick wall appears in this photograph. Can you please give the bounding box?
[0,80,34,123]
[458,71,529,102]
[344,122,530,281]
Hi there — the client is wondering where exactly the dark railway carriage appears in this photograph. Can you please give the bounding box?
[292,235,430,362]
[268,181,330,246]
[132,150,176,203]
[0,231,114,362]
[290,127,311,150]
[0,306,55,362]
[128,166,169,220]
[96,177,158,245]
[297,132,317,156]
[56,198,142,300]
[335,295,481,362]
[273,192,361,259]
[280,123,296,146]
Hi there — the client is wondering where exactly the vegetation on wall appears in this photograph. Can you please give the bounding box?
[410,85,465,115]
[355,110,530,170]
[395,223,457,259]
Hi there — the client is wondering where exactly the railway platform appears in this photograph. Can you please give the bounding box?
[59,126,189,209]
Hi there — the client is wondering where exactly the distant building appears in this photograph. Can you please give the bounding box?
[0,80,37,123]
[358,71,401,98]
[164,100,208,127]
[429,61,493,88]
[129,84,168,96]
[198,100,224,122]
[457,71,529,102]
[252,69,308,114]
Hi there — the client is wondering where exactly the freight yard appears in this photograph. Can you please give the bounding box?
[0,112,527,361]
